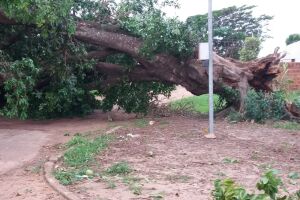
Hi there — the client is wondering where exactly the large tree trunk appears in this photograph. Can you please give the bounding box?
[75,23,285,107]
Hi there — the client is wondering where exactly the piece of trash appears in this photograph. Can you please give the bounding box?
[127,133,140,138]
[149,121,155,125]
[147,151,154,157]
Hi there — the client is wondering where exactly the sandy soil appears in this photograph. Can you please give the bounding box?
[67,116,300,200]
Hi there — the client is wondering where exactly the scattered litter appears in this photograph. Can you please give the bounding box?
[127,133,140,138]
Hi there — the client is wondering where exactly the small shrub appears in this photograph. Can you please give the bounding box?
[245,89,286,123]
[106,162,132,176]
[215,86,240,111]
[227,111,244,122]
[212,170,300,200]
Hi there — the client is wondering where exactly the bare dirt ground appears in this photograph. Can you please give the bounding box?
[67,116,300,200]
[0,86,299,200]
[0,86,189,200]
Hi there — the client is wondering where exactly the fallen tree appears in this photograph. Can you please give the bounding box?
[0,1,297,119]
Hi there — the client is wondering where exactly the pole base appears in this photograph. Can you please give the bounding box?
[204,133,216,139]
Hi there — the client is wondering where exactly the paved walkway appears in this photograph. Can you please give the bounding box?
[0,129,49,175]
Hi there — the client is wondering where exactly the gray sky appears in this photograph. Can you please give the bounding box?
[166,0,300,56]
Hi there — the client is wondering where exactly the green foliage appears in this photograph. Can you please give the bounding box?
[216,86,240,111]
[245,90,286,123]
[213,170,300,200]
[0,21,100,119]
[256,170,282,199]
[294,98,300,109]
[64,135,112,167]
[227,111,244,123]
[187,5,272,59]
[106,162,133,176]
[0,58,38,119]
[118,0,193,59]
[54,169,78,185]
[213,178,249,200]
[0,1,273,119]
[54,167,89,185]
[286,34,300,45]
[0,0,74,27]
[54,134,112,185]
[100,81,174,114]
[239,37,261,61]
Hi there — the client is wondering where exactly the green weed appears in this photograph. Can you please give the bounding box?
[273,121,300,131]
[122,176,143,195]
[222,158,239,164]
[213,170,300,200]
[106,162,133,176]
[64,135,112,167]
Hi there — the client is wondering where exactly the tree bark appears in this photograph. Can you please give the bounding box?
[75,22,285,97]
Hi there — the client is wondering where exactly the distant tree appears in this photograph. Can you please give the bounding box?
[239,37,261,61]
[286,34,300,45]
[186,5,272,59]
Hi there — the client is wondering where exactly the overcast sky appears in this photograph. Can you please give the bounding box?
[166,0,300,56]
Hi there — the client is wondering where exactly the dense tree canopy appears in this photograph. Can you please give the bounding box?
[186,5,271,59]
[0,0,283,119]
[239,37,261,61]
[286,33,300,45]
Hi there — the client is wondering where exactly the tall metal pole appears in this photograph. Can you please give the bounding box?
[205,0,216,138]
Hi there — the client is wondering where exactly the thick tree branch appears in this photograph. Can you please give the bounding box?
[0,13,287,112]
[86,49,118,59]
[75,22,142,56]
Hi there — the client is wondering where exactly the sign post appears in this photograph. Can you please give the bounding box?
[205,0,216,139]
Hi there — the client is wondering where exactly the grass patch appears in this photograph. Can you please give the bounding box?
[106,162,133,176]
[64,134,112,167]
[273,121,300,131]
[54,134,112,185]
[169,94,219,114]
[105,163,142,195]
[54,169,79,185]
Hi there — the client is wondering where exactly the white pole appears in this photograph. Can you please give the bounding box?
[205,0,216,139]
